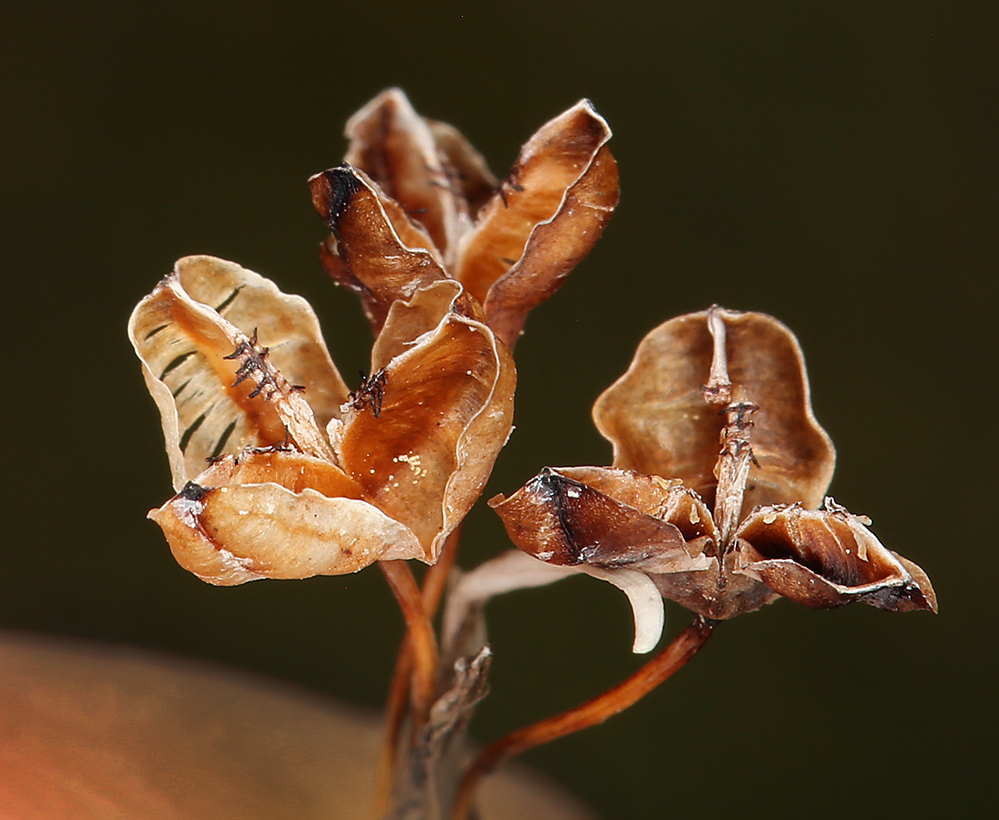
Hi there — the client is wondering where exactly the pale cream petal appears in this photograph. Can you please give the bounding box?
[128,257,342,488]
[442,550,664,656]
[149,480,423,586]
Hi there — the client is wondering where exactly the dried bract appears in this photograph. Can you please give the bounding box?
[310,88,620,348]
[130,257,514,585]
[492,307,936,625]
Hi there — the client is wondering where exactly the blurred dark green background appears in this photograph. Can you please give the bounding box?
[2,2,995,818]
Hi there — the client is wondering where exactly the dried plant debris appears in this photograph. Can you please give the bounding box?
[310,89,619,348]
[492,307,936,626]
[385,648,493,820]
[130,260,514,585]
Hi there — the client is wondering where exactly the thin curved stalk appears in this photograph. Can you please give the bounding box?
[374,528,463,817]
[450,615,717,820]
[379,561,440,728]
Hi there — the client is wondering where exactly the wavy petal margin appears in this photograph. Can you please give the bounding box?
[453,100,618,346]
[594,309,835,511]
[339,281,516,561]
[737,501,937,612]
[310,166,449,335]
[343,88,471,260]
[128,257,345,489]
[150,478,423,586]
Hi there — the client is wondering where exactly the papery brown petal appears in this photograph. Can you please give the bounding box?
[594,310,835,510]
[338,285,515,563]
[554,466,718,557]
[453,101,615,311]
[344,88,469,258]
[310,166,450,335]
[425,118,498,218]
[736,502,937,612]
[149,480,423,586]
[483,144,619,348]
[369,280,483,371]
[128,257,343,489]
[489,467,701,575]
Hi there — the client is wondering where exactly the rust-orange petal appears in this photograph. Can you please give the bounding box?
[453,100,617,336]
[340,281,515,563]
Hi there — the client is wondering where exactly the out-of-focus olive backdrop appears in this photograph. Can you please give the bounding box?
[3,3,995,818]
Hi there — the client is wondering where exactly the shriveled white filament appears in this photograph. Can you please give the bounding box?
[576,566,665,654]
[442,550,665,655]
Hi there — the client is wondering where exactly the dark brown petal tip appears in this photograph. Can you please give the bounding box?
[490,467,689,570]
[308,165,448,335]
[737,502,937,613]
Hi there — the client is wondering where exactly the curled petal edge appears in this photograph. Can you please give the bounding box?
[149,480,424,586]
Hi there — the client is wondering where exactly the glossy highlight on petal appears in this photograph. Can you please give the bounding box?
[340,283,515,562]
[150,479,422,586]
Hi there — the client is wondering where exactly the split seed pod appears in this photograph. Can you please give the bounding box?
[130,256,514,585]
[310,88,620,349]
[492,308,935,640]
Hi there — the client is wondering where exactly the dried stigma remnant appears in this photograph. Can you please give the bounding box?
[129,257,514,585]
[349,369,387,418]
[492,307,936,637]
[308,88,620,349]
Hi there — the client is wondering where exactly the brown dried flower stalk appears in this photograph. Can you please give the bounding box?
[127,88,937,820]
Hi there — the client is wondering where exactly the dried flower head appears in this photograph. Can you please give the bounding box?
[309,88,620,349]
[129,257,514,585]
[492,307,936,634]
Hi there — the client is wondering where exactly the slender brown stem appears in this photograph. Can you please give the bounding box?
[373,640,416,818]
[450,616,717,820]
[422,524,464,618]
[379,560,440,727]
[374,527,464,817]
